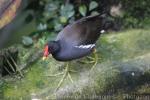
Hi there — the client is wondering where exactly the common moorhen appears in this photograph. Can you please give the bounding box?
[43,14,115,90]
[43,14,114,61]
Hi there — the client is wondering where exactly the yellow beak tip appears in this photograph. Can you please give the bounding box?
[42,57,47,60]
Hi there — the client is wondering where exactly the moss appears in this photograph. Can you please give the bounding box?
[2,29,150,99]
[99,29,150,61]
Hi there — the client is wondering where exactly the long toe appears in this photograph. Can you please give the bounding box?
[55,62,73,91]
[46,62,76,91]
[90,49,98,71]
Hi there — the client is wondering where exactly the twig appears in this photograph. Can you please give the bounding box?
[9,55,24,77]
[3,66,12,75]
[4,55,16,72]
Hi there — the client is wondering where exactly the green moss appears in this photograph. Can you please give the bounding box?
[99,29,150,61]
[3,29,150,99]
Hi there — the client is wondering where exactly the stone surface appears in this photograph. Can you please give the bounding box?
[1,29,150,99]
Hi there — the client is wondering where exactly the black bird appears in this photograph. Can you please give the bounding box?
[43,14,114,61]
[43,14,115,90]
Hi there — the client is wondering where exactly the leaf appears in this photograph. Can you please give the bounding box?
[60,16,67,24]
[37,23,47,31]
[89,1,98,11]
[22,36,33,46]
[43,3,58,19]
[79,5,87,16]
[60,4,75,19]
[45,3,58,12]
[69,17,75,24]
[54,23,63,31]
[0,0,21,29]
[91,11,99,16]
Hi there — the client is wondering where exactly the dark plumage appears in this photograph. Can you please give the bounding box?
[43,14,115,61]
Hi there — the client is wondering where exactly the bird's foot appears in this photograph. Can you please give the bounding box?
[46,62,75,91]
[78,49,99,71]
[90,48,101,71]
[79,56,96,64]
[56,62,75,91]
[90,51,98,71]
[46,72,64,77]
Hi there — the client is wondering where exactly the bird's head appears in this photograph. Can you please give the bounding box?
[43,41,60,60]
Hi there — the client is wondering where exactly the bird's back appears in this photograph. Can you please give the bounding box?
[53,14,113,61]
[56,14,105,46]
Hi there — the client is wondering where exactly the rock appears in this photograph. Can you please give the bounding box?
[56,53,150,99]
[2,29,150,99]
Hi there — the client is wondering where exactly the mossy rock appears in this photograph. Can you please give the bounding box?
[2,29,150,99]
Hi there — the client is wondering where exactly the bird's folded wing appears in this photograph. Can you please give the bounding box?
[56,15,103,46]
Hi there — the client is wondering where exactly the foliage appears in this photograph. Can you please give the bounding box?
[22,36,33,46]
[27,0,150,37]
[89,1,98,11]
[120,0,150,28]
[1,0,150,99]
[34,0,99,33]
[79,5,87,16]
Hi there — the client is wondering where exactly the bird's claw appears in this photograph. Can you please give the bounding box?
[46,62,75,91]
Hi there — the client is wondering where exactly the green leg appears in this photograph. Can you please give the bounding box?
[46,62,74,91]
[56,62,75,91]
[55,62,69,91]
[78,48,98,70]
[78,56,95,64]
[90,48,98,71]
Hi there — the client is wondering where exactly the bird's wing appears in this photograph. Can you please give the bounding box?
[56,15,105,46]
[74,44,95,49]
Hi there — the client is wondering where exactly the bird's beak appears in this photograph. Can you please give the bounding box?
[42,54,52,60]
[42,56,48,60]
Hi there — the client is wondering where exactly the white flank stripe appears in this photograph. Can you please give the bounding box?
[100,30,105,33]
[75,44,95,49]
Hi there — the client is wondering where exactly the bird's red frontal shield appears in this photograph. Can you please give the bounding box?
[43,45,49,60]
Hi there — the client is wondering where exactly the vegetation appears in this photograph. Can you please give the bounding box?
[121,0,150,28]
[2,29,150,99]
[0,0,150,99]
